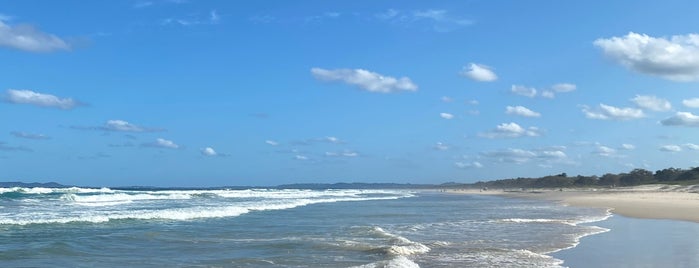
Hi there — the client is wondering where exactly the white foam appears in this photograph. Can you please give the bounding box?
[0,189,414,225]
[498,218,576,226]
[351,256,420,268]
[370,227,430,256]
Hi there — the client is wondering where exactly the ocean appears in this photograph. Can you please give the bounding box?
[0,187,611,267]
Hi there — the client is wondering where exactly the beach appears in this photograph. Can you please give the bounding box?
[457,184,699,223]
[451,185,699,267]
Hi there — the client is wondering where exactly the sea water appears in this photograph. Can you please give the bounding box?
[0,187,610,267]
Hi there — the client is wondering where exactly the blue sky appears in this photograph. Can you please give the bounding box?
[2,1,699,187]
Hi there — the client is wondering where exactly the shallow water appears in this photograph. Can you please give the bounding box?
[0,187,610,267]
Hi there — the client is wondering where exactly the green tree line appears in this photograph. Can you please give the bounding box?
[460,167,699,189]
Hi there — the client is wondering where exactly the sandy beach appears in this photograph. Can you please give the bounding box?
[452,184,699,223]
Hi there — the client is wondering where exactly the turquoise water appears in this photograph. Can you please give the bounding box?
[0,187,610,267]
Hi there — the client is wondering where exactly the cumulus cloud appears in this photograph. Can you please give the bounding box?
[143,138,179,149]
[511,85,537,98]
[201,147,217,156]
[594,32,699,81]
[582,104,645,120]
[552,83,577,93]
[631,95,672,111]
[479,122,540,139]
[683,98,699,108]
[265,140,279,146]
[311,68,417,93]
[4,89,78,110]
[10,131,50,140]
[661,112,699,127]
[620,143,636,150]
[294,155,308,160]
[659,145,682,152]
[684,143,699,150]
[0,18,70,52]
[454,161,483,169]
[594,145,617,157]
[541,91,555,99]
[505,106,541,117]
[460,63,497,82]
[439,112,454,119]
[105,120,147,132]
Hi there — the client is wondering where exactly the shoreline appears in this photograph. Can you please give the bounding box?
[447,184,699,223]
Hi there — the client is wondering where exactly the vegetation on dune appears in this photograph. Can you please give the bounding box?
[456,167,699,189]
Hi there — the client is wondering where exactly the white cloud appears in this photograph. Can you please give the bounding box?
[460,63,497,82]
[265,140,279,146]
[582,104,645,120]
[439,112,454,119]
[162,10,221,26]
[5,89,78,109]
[467,100,479,105]
[454,161,483,169]
[537,150,567,159]
[311,68,417,93]
[0,18,70,52]
[104,120,145,132]
[595,145,617,157]
[505,105,541,117]
[480,148,537,164]
[541,91,555,99]
[323,136,342,144]
[325,150,359,158]
[684,143,699,150]
[631,95,672,111]
[440,96,453,103]
[479,122,540,139]
[511,85,537,98]
[660,145,682,152]
[552,83,577,93]
[434,142,449,151]
[594,32,699,81]
[156,138,178,149]
[201,147,217,156]
[661,112,699,127]
[294,155,308,160]
[10,131,50,140]
[620,143,636,150]
[682,98,699,108]
[143,138,179,149]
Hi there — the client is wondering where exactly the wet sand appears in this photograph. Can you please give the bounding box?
[450,184,699,223]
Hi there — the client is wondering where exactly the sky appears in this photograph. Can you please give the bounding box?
[2,1,699,187]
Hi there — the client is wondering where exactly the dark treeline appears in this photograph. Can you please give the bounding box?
[461,167,699,189]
